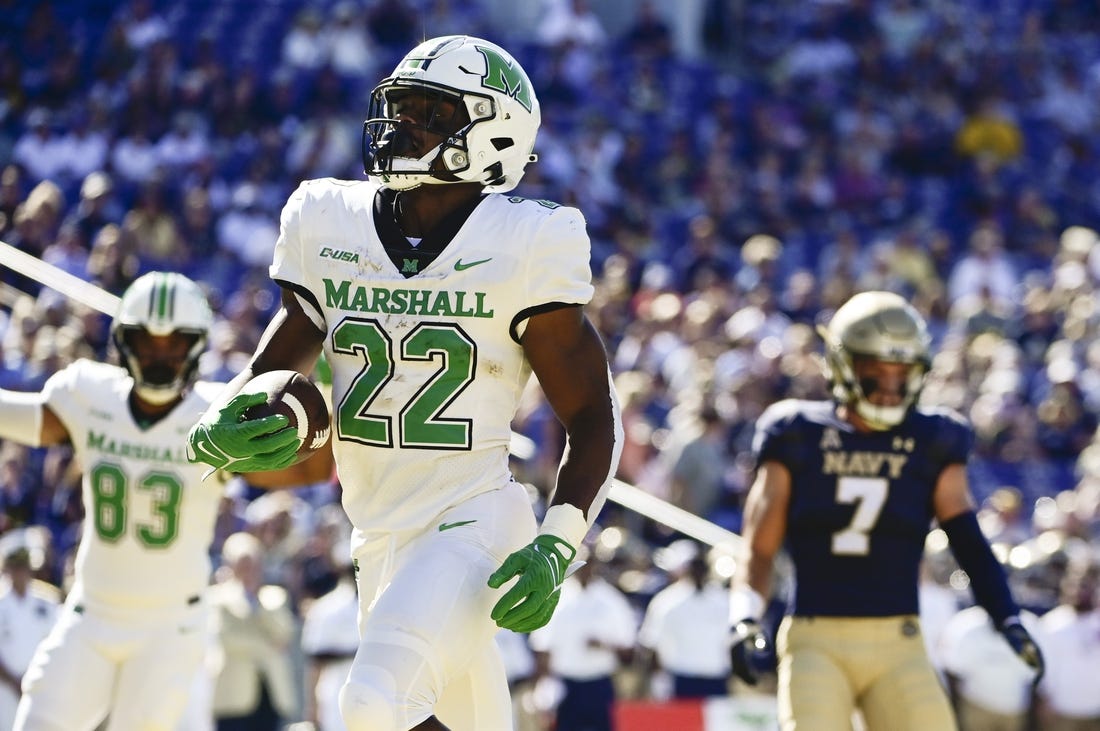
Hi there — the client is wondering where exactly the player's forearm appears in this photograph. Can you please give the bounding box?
[0,389,69,445]
[206,297,323,416]
[730,554,774,623]
[743,553,776,601]
[550,404,620,519]
[941,510,1020,626]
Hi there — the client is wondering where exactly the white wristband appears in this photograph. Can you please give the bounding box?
[538,503,588,549]
[729,586,766,625]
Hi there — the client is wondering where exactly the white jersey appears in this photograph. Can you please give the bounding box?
[42,360,225,615]
[271,178,593,537]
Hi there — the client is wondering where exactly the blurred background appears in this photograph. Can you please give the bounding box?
[2,0,1100,729]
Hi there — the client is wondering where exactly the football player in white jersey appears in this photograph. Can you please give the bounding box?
[187,35,623,731]
[0,272,322,731]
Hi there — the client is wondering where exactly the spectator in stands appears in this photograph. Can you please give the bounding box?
[156,111,211,176]
[978,487,1034,548]
[65,171,120,251]
[1036,554,1100,728]
[215,183,279,271]
[529,545,636,731]
[210,531,298,731]
[301,557,359,731]
[948,224,1018,309]
[56,106,109,187]
[0,543,59,731]
[536,0,608,49]
[955,94,1024,165]
[326,2,378,85]
[281,8,329,74]
[110,118,162,191]
[621,0,673,60]
[285,100,359,181]
[668,406,729,521]
[120,178,187,268]
[939,606,1042,731]
[12,108,66,184]
[639,540,731,700]
[115,0,169,52]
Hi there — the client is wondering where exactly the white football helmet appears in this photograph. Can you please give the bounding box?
[363,35,540,193]
[111,272,213,405]
[817,291,931,430]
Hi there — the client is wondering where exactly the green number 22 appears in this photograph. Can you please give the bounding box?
[332,319,476,449]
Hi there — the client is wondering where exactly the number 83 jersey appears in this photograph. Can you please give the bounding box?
[752,399,974,618]
[41,360,224,615]
[271,178,594,535]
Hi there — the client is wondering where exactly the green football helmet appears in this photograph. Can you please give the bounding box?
[363,35,540,193]
[111,272,213,405]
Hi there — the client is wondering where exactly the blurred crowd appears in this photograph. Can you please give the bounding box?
[2,0,1100,727]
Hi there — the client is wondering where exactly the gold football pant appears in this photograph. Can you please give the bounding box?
[777,615,956,731]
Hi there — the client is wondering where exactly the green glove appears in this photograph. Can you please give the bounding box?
[487,534,576,633]
[186,392,300,473]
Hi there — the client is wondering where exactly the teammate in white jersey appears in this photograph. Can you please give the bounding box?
[0,272,323,731]
[187,35,623,731]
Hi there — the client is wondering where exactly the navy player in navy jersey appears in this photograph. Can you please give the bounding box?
[727,291,1044,730]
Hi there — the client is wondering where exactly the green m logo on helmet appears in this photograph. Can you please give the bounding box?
[476,46,533,112]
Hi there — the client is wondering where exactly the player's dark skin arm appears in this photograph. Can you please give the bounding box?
[522,304,618,520]
[192,293,331,488]
[207,289,326,409]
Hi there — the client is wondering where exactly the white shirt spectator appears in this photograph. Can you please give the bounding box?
[0,577,60,729]
[156,113,210,173]
[111,128,162,186]
[947,227,1018,308]
[535,0,607,48]
[12,111,68,183]
[57,125,109,183]
[326,3,376,80]
[638,578,730,678]
[1037,603,1100,718]
[282,8,329,72]
[783,36,857,81]
[529,573,636,680]
[938,606,1038,716]
[120,0,169,50]
[216,184,280,269]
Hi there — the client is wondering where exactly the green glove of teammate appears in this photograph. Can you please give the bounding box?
[488,534,576,633]
[186,391,300,473]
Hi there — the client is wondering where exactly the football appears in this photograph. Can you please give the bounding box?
[240,369,331,463]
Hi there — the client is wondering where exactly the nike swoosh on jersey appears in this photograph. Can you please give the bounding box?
[454,258,492,271]
[438,520,477,531]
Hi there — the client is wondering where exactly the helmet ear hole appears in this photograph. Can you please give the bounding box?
[490,138,513,151]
